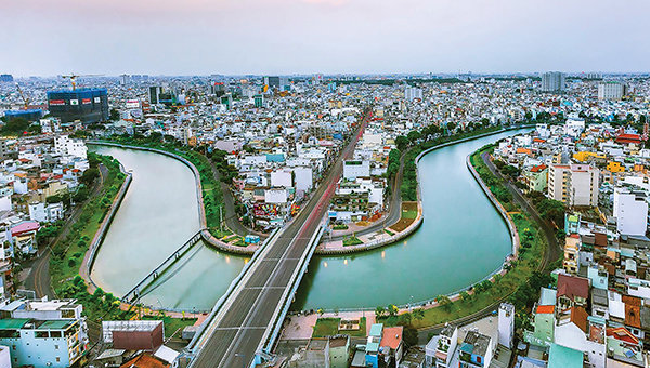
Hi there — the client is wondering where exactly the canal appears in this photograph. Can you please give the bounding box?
[89,146,246,311]
[90,129,528,311]
[293,129,531,310]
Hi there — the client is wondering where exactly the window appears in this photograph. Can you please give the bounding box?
[56,357,61,362]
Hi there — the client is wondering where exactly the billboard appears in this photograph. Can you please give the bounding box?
[82,98,91,104]
[253,203,278,217]
[69,99,79,106]
[49,99,65,106]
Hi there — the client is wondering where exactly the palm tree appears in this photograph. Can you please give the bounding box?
[375,306,385,317]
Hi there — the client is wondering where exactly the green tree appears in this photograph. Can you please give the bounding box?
[395,135,409,151]
[1,117,30,135]
[80,168,100,186]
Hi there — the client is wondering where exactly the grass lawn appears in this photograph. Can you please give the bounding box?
[333,224,349,230]
[312,317,366,337]
[143,316,197,339]
[342,236,363,247]
[312,318,340,337]
[222,235,239,243]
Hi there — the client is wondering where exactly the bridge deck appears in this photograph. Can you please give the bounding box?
[190,114,368,368]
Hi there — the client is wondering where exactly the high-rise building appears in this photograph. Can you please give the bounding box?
[0,75,13,83]
[498,303,515,348]
[3,109,43,122]
[541,71,565,92]
[264,76,280,90]
[47,88,108,124]
[548,163,599,206]
[613,186,648,236]
[598,81,626,101]
[148,87,161,104]
[120,74,129,86]
[405,87,422,102]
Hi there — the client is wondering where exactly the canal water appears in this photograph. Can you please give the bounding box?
[89,146,246,311]
[90,129,527,311]
[293,129,531,310]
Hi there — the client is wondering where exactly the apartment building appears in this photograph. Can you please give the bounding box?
[548,163,599,206]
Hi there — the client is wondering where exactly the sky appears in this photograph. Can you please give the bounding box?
[3,0,649,77]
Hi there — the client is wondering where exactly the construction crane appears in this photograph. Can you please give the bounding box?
[61,73,103,90]
[14,83,30,108]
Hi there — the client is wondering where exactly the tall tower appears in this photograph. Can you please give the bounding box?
[498,303,515,348]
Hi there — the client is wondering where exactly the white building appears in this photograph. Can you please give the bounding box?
[28,202,65,224]
[598,81,626,101]
[548,163,599,206]
[612,187,648,237]
[541,71,564,92]
[498,303,514,348]
[54,135,88,159]
[342,160,370,180]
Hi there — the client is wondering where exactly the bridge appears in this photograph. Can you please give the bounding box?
[180,113,369,368]
[121,230,204,304]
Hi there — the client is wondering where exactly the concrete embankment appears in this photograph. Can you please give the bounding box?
[466,153,521,258]
[87,142,259,255]
[80,161,132,293]
[316,126,530,255]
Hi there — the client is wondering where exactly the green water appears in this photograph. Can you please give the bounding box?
[90,129,527,311]
[293,130,530,309]
[89,146,246,311]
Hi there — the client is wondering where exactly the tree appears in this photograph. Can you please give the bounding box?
[80,168,100,186]
[388,304,399,317]
[375,306,386,317]
[402,327,418,347]
[1,117,29,135]
[413,308,425,321]
[109,108,119,121]
[395,135,409,151]
[459,291,471,302]
[446,122,457,131]
[407,130,421,143]
[436,295,451,311]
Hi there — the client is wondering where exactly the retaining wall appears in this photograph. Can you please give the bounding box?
[315,126,532,255]
[82,161,133,292]
[87,141,259,255]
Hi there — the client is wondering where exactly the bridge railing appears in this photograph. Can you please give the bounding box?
[185,225,286,355]
[121,230,203,303]
[257,221,327,358]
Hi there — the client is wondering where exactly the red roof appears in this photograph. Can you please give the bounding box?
[531,164,547,173]
[615,133,641,144]
[11,221,40,236]
[607,327,639,345]
[380,327,403,350]
[536,305,555,314]
[557,274,589,301]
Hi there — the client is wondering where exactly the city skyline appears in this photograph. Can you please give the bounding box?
[3,0,650,77]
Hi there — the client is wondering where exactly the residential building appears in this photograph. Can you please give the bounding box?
[548,163,599,206]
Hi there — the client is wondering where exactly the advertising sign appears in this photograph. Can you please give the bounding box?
[82,98,91,104]
[49,99,65,106]
[69,99,79,106]
[94,96,101,103]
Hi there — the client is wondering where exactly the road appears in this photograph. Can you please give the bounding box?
[208,160,267,238]
[328,150,405,241]
[191,113,369,368]
[24,163,108,298]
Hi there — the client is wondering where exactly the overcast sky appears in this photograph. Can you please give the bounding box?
[3,0,649,77]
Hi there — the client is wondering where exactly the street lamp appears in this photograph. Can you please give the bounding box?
[235,354,247,368]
